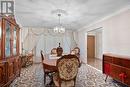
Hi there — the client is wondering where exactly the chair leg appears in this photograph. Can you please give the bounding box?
[48,73,53,85]
[44,74,46,84]
[105,75,108,82]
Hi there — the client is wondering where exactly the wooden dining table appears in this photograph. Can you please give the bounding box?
[43,54,81,71]
[42,54,62,85]
[43,54,61,67]
[42,54,81,85]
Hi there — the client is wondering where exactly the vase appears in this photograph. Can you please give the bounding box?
[57,43,63,56]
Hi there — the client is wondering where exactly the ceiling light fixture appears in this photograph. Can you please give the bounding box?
[54,13,65,33]
[52,9,67,33]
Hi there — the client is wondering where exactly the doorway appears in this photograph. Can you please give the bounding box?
[87,28,103,71]
[87,35,95,58]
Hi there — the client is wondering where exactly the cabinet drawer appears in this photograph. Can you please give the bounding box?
[122,59,130,69]
[111,64,122,81]
[113,58,130,69]
[103,55,113,63]
[112,57,122,66]
[123,68,130,86]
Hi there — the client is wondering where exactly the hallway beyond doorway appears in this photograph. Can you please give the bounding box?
[87,58,102,71]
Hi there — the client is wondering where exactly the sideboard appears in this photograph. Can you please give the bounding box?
[103,53,130,86]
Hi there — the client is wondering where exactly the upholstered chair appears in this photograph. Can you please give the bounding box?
[74,47,80,57]
[53,55,80,87]
[41,50,55,85]
[70,47,80,58]
[74,47,80,54]
[70,50,76,55]
[51,48,57,54]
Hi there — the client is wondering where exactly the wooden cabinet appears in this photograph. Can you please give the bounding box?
[0,61,7,87]
[0,15,21,87]
[103,53,130,86]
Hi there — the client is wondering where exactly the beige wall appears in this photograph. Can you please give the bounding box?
[78,9,130,63]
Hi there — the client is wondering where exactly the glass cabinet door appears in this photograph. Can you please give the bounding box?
[0,18,1,57]
[5,21,11,57]
[13,27,17,55]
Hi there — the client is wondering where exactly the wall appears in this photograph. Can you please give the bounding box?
[78,9,130,63]
[95,29,102,59]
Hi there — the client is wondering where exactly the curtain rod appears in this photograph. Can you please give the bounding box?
[87,27,103,32]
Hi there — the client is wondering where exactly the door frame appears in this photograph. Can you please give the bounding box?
[86,27,103,63]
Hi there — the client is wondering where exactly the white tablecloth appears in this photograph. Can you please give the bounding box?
[49,54,61,59]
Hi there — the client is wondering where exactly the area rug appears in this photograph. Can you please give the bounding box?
[10,63,124,87]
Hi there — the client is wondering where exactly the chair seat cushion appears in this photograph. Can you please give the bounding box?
[53,73,74,87]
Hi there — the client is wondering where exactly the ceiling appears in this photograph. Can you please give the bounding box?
[15,0,130,30]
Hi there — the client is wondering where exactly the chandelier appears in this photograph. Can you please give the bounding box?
[53,13,65,33]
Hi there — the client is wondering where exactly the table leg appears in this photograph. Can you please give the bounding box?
[105,75,108,82]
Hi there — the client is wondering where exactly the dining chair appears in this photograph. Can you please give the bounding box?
[70,50,76,55]
[53,54,80,87]
[40,50,55,85]
[74,47,80,55]
[71,47,80,58]
[51,48,57,54]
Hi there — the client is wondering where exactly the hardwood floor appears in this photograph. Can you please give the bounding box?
[87,58,102,71]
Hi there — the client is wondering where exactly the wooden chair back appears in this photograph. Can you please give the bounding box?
[70,47,80,58]
[70,50,76,55]
[51,48,57,54]
[74,47,80,55]
[56,55,80,86]
[41,50,44,61]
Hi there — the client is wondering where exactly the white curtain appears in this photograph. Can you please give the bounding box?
[21,27,77,62]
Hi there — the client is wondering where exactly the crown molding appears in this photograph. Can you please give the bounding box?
[77,5,130,32]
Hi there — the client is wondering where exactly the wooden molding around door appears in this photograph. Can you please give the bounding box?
[87,35,95,58]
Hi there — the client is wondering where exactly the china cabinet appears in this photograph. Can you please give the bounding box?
[0,15,21,87]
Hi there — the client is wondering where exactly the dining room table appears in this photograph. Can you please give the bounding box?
[43,53,81,71]
[42,53,81,85]
[43,54,62,69]
[42,54,62,85]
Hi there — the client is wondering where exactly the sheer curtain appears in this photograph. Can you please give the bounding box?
[21,27,77,63]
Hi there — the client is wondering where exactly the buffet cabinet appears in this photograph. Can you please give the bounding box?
[103,53,130,86]
[0,15,21,87]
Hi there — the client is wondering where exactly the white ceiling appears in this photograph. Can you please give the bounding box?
[15,0,130,30]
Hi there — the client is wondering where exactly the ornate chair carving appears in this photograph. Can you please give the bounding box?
[41,50,55,85]
[53,54,80,87]
[51,48,57,55]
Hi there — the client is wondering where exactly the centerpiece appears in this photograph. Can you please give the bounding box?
[56,43,63,56]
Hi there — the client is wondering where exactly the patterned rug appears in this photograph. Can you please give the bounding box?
[10,63,125,87]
